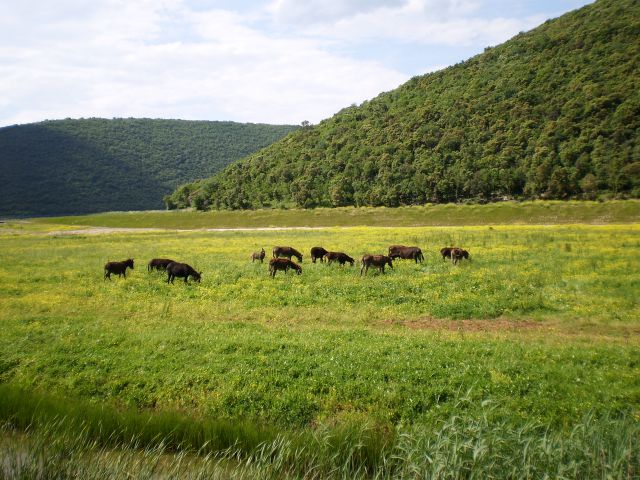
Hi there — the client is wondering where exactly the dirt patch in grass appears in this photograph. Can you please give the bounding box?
[48,227,164,235]
[384,317,544,333]
[45,226,332,236]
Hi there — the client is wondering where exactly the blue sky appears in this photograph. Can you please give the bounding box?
[0,0,592,127]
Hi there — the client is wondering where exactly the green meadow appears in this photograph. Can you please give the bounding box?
[36,199,640,228]
[1,204,639,478]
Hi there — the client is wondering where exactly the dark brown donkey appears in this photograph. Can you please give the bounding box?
[166,262,201,284]
[104,258,134,280]
[360,255,393,276]
[273,246,303,262]
[450,248,470,265]
[389,246,424,263]
[440,247,461,260]
[148,258,176,272]
[310,246,328,263]
[269,258,302,277]
[441,247,469,263]
[325,252,355,266]
[388,245,406,258]
[251,248,266,263]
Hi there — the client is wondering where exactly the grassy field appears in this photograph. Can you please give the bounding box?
[1,207,639,477]
[30,199,640,228]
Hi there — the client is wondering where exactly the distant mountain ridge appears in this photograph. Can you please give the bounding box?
[0,118,297,216]
[166,0,639,210]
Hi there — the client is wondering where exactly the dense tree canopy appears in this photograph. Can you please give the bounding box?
[167,0,639,210]
[0,118,297,216]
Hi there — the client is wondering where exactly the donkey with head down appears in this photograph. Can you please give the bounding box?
[269,258,302,277]
[166,262,201,284]
[360,254,393,276]
[441,247,469,263]
[440,247,455,261]
[389,246,424,263]
[450,248,470,265]
[325,251,355,266]
[273,246,303,263]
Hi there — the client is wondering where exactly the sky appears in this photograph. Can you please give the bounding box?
[0,0,593,127]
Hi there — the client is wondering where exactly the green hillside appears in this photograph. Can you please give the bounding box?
[167,0,640,210]
[0,118,297,216]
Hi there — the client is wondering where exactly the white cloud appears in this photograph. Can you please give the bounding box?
[0,0,407,126]
[273,0,541,47]
[268,0,407,25]
[0,0,585,127]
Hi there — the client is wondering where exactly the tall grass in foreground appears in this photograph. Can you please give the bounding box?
[0,384,389,477]
[1,386,638,479]
[2,410,637,479]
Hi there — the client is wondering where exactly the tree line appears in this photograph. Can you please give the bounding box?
[0,118,297,216]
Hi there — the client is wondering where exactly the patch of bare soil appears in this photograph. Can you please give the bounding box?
[383,317,545,333]
[48,227,163,235]
[46,226,333,236]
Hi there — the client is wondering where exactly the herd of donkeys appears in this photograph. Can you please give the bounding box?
[103,245,470,283]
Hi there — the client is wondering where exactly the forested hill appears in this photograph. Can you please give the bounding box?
[0,118,297,216]
[166,0,640,210]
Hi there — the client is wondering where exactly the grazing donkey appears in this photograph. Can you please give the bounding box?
[251,248,266,263]
[104,258,134,280]
[269,258,302,277]
[441,247,469,263]
[360,255,393,276]
[273,246,303,262]
[450,248,470,265]
[148,258,176,272]
[440,247,454,260]
[310,246,329,263]
[388,245,406,258]
[325,252,355,266]
[389,246,424,263]
[166,262,201,284]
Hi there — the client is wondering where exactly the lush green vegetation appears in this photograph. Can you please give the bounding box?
[0,218,638,476]
[0,118,297,217]
[168,0,640,210]
[2,400,637,479]
[38,199,640,229]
